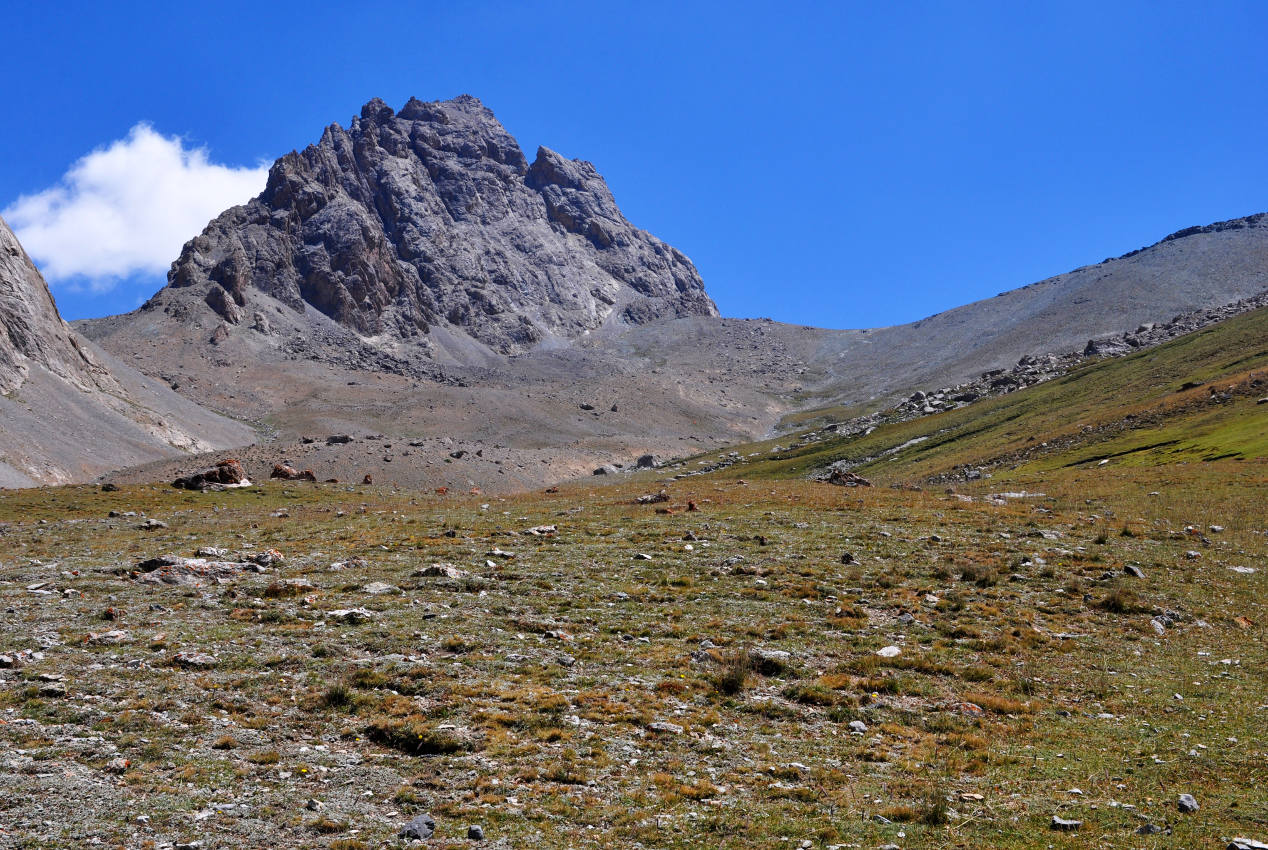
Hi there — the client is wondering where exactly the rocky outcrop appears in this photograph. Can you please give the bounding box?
[0,215,115,395]
[0,216,256,486]
[155,95,716,358]
[172,458,251,491]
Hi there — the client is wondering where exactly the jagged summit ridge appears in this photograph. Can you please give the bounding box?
[159,95,716,356]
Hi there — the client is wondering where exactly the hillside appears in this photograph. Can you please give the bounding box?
[0,216,256,487]
[686,303,1268,486]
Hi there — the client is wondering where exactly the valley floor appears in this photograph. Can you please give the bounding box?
[0,460,1265,848]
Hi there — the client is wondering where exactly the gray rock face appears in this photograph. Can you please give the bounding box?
[159,95,716,358]
[1,217,255,487]
[0,215,114,395]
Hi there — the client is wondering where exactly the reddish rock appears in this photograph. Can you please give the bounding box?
[270,463,317,481]
[172,458,250,491]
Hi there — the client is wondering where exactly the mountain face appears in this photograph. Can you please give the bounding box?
[158,95,716,359]
[0,216,116,395]
[0,216,255,487]
[72,92,1268,493]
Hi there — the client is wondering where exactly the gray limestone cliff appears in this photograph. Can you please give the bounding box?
[157,95,717,356]
[0,215,116,395]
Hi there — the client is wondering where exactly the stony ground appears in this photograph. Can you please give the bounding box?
[1,461,1265,849]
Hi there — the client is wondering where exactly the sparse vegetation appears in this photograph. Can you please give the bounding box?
[0,436,1264,847]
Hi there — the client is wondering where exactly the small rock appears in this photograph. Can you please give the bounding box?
[1178,793,1199,813]
[1135,823,1166,835]
[172,651,218,669]
[329,608,374,624]
[305,798,324,811]
[636,454,656,468]
[847,720,868,734]
[105,756,131,773]
[876,645,902,658]
[1184,550,1202,560]
[840,551,857,565]
[1229,839,1268,850]
[398,812,436,840]
[467,824,485,840]
[750,647,792,673]
[1051,815,1082,831]
[1125,565,1145,578]
[250,549,285,567]
[85,629,129,645]
[415,563,467,579]
[648,721,684,735]
[362,582,397,595]
[139,518,168,530]
[593,464,619,476]
[633,552,653,560]
[196,547,227,558]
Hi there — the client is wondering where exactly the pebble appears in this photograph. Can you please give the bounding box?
[847,720,868,734]
[876,645,902,658]
[1178,793,1199,813]
[467,824,485,840]
[1050,815,1082,831]
[1125,565,1145,578]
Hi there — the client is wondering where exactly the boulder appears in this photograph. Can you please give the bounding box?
[173,459,250,491]
[398,812,435,840]
[270,463,317,481]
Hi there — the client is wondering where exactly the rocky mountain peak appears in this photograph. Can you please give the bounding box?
[158,95,716,358]
[0,215,114,395]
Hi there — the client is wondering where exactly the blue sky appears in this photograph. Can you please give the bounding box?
[3,1,1266,329]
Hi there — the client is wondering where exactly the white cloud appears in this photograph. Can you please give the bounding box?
[3,124,269,291]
